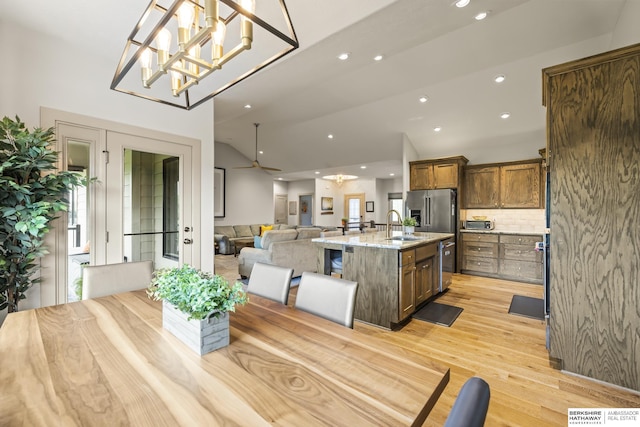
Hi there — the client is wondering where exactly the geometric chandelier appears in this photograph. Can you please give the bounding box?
[111,0,298,110]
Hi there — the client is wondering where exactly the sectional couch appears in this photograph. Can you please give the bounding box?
[214,223,292,255]
[237,227,342,278]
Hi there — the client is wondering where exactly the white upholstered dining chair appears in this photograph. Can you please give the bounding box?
[82,260,154,300]
[246,262,294,305]
[295,272,358,328]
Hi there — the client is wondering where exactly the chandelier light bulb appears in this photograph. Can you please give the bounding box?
[156,28,172,65]
[140,48,152,85]
[177,3,195,29]
[140,47,152,68]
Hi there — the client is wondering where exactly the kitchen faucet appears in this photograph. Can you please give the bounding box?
[386,209,402,239]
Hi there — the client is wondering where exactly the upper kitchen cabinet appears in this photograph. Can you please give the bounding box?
[464,159,542,209]
[464,166,500,208]
[409,156,468,190]
[543,42,640,391]
[500,161,541,208]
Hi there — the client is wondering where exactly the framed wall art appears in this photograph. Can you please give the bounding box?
[214,167,225,218]
[321,196,333,211]
[366,201,374,212]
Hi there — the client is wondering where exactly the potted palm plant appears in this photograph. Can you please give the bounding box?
[402,217,418,235]
[147,264,247,355]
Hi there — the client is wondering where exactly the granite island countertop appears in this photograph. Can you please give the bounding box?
[312,231,454,250]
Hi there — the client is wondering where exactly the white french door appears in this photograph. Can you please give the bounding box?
[105,131,194,267]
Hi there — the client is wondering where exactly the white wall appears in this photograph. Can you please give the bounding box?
[375,177,403,223]
[314,178,377,228]
[609,1,640,49]
[402,133,418,194]
[214,142,274,225]
[1,21,215,320]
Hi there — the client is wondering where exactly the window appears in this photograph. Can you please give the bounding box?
[388,192,403,222]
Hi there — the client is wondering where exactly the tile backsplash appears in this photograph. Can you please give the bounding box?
[461,209,545,233]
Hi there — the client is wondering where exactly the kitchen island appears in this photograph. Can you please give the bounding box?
[313,231,454,329]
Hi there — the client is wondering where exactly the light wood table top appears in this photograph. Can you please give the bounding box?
[0,290,449,426]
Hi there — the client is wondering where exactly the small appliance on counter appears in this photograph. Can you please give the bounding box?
[463,219,494,230]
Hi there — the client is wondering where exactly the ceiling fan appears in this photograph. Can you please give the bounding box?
[234,123,281,172]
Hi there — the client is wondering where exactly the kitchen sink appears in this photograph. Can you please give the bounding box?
[387,236,421,241]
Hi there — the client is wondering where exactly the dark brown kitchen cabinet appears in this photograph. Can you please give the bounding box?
[414,243,438,306]
[409,156,468,191]
[399,249,416,320]
[461,233,499,275]
[461,232,542,283]
[500,162,541,208]
[463,159,542,209]
[464,166,500,208]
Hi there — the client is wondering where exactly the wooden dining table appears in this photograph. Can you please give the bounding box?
[0,290,449,426]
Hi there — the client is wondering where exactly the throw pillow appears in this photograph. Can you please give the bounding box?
[253,235,262,249]
[260,224,273,236]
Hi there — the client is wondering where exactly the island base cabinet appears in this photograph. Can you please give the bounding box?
[315,239,443,329]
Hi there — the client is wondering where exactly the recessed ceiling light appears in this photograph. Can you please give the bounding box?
[454,0,470,8]
[434,126,442,132]
[337,53,349,60]
[494,74,506,83]
[373,54,383,61]
[278,177,283,180]
[328,134,334,139]
[419,96,428,103]
[389,173,395,176]
[360,165,367,169]
[244,104,252,109]
[315,171,320,174]
[501,112,511,119]
[259,150,264,154]
[474,11,488,20]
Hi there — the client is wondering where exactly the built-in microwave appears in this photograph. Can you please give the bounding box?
[463,220,494,230]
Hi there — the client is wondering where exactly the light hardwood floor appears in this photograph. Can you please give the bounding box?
[214,254,640,426]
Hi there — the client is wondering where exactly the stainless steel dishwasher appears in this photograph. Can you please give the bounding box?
[439,237,455,292]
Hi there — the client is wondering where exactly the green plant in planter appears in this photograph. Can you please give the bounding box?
[147,265,247,321]
[0,116,85,313]
[402,217,418,227]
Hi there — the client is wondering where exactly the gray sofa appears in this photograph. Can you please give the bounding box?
[238,228,340,278]
[214,223,295,255]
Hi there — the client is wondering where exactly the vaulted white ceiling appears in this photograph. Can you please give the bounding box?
[2,0,630,180]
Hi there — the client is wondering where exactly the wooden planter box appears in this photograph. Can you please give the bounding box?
[162,301,229,355]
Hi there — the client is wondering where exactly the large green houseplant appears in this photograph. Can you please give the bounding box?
[0,116,84,313]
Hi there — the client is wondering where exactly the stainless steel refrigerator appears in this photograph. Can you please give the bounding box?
[405,189,457,291]
[405,189,457,234]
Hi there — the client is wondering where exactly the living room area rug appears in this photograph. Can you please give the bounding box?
[412,301,463,327]
[508,295,545,320]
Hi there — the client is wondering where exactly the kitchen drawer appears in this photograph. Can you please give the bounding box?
[499,234,541,245]
[400,249,416,266]
[463,256,498,274]
[416,243,438,261]
[500,244,542,262]
[461,233,499,243]
[499,259,542,281]
[462,241,499,258]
